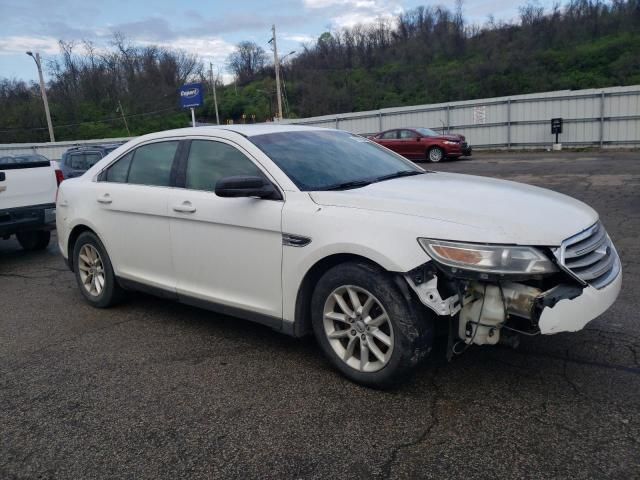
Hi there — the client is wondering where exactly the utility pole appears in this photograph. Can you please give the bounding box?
[271,24,283,121]
[117,100,131,136]
[26,51,55,142]
[210,62,220,125]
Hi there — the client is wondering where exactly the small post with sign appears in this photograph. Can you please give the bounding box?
[179,83,204,128]
[551,117,563,151]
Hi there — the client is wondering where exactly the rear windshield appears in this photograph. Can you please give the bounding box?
[415,128,440,137]
[0,155,50,168]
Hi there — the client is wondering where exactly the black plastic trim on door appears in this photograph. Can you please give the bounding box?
[172,139,191,189]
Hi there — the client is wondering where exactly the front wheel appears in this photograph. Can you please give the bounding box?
[427,147,444,163]
[16,230,50,251]
[311,262,434,388]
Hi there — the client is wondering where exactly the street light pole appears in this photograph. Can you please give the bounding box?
[210,62,220,125]
[271,24,283,121]
[26,51,55,142]
[117,100,131,136]
[279,50,295,118]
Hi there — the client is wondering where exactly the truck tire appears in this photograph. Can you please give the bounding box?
[311,261,434,388]
[72,231,124,308]
[16,230,50,251]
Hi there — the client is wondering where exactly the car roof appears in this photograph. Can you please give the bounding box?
[64,145,110,153]
[134,124,329,142]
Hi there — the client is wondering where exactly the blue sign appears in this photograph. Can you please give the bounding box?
[179,83,204,109]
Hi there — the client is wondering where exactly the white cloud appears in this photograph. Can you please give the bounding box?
[304,0,377,8]
[302,0,403,29]
[282,33,315,43]
[138,36,236,66]
[0,36,60,56]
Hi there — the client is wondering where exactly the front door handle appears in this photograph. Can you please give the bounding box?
[97,193,112,204]
[172,201,196,213]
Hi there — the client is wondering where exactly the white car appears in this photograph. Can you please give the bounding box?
[56,125,622,387]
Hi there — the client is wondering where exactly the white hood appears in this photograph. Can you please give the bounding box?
[309,172,598,246]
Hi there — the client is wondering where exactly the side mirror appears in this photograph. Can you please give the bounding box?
[215,176,279,199]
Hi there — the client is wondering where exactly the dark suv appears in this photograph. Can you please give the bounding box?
[59,143,123,178]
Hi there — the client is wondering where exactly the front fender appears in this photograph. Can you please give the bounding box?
[281,197,431,324]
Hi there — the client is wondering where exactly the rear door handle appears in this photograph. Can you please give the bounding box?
[172,201,196,213]
[97,193,112,204]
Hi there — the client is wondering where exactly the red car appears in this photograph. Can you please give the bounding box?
[370,127,472,163]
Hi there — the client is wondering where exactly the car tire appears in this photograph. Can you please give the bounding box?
[311,261,434,388]
[427,147,444,163]
[72,231,124,308]
[16,230,50,251]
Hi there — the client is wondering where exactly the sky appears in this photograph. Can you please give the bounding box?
[0,0,556,83]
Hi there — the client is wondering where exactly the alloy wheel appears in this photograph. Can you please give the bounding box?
[429,148,443,162]
[77,244,106,297]
[322,285,394,372]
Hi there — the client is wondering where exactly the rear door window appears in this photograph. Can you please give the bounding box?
[380,131,398,140]
[399,130,417,139]
[127,142,179,187]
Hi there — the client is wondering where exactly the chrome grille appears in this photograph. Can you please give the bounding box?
[556,222,620,289]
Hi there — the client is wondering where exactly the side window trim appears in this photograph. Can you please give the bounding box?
[124,148,136,183]
[173,139,191,189]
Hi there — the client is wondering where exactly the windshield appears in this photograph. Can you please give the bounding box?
[415,127,440,137]
[250,130,422,191]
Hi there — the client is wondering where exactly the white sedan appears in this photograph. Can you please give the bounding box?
[56,125,621,387]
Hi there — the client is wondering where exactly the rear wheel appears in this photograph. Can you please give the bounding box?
[311,262,434,388]
[73,231,124,308]
[427,147,444,163]
[16,230,50,251]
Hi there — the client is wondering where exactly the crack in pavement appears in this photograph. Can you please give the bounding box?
[378,369,441,479]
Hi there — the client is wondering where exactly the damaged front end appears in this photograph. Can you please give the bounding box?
[405,226,622,354]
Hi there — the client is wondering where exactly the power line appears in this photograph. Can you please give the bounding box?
[0,106,182,133]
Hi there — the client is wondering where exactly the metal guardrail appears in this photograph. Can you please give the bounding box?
[286,86,640,149]
[1,86,638,154]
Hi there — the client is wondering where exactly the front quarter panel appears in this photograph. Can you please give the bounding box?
[281,192,436,324]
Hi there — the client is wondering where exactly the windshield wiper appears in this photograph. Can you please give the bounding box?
[320,179,374,191]
[372,170,424,183]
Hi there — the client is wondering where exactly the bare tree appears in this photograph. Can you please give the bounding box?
[227,41,267,85]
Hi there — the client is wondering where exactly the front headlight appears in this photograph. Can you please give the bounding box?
[418,238,558,275]
[443,141,458,145]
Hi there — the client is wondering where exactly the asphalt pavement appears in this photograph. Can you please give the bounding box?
[1,150,639,479]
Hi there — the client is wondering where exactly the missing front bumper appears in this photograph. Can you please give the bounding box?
[537,266,622,334]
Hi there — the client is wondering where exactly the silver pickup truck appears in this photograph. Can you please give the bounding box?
[0,154,62,250]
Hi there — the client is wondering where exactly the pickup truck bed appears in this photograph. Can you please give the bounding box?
[0,158,61,250]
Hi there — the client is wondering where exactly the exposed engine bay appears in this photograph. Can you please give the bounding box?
[404,262,585,354]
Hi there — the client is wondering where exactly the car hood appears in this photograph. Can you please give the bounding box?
[438,134,465,142]
[309,172,598,246]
